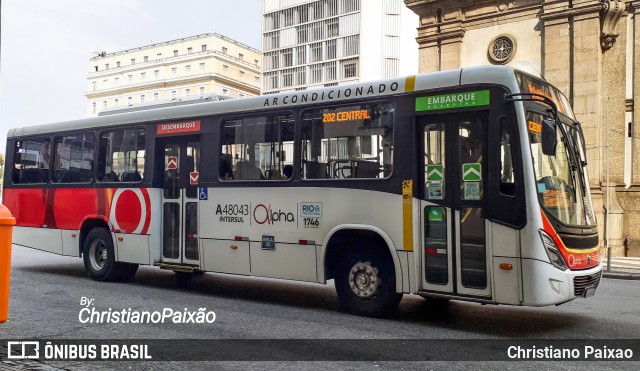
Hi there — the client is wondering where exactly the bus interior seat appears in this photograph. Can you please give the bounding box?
[16,168,47,184]
[235,161,263,180]
[356,160,381,178]
[283,164,293,178]
[122,171,142,182]
[305,161,327,179]
[102,171,120,182]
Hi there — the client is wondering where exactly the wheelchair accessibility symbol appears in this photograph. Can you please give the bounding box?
[199,188,208,200]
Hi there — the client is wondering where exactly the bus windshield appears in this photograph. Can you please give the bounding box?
[528,112,595,227]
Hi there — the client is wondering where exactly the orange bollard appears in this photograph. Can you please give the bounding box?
[0,203,16,323]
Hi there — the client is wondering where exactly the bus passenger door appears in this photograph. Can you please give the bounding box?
[419,114,491,298]
[160,137,200,266]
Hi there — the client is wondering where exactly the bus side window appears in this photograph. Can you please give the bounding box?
[98,129,146,183]
[12,139,51,184]
[499,118,516,196]
[220,114,294,181]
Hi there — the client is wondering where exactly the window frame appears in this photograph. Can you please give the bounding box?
[11,136,52,185]
[218,111,297,183]
[96,127,147,184]
[51,131,96,184]
[299,100,396,182]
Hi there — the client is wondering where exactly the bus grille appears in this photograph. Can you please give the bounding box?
[573,271,602,296]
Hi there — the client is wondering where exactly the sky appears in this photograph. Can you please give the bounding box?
[0,0,263,153]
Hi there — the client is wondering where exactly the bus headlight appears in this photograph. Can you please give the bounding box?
[539,230,568,271]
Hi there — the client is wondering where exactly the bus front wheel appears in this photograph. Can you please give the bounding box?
[334,249,402,317]
[83,228,138,282]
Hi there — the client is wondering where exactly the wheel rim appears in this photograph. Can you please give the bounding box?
[348,261,380,299]
[89,238,108,271]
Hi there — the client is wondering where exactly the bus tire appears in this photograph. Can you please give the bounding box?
[83,228,137,282]
[334,248,402,317]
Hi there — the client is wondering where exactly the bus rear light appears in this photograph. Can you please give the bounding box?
[539,230,568,271]
[229,245,238,250]
[234,236,248,241]
[499,263,513,270]
[426,248,438,255]
[298,240,315,245]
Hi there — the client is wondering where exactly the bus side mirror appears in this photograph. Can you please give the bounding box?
[541,119,557,156]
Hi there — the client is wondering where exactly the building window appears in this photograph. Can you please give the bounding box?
[239,53,244,60]
[199,62,205,70]
[131,58,135,65]
[154,70,159,78]
[343,0,360,12]
[239,93,245,98]
[171,67,177,74]
[297,46,307,65]
[185,88,191,96]
[157,53,162,58]
[222,47,228,54]
[116,61,121,68]
[199,86,205,94]
[283,48,293,67]
[140,95,145,103]
[173,50,179,57]
[128,96,132,104]
[128,74,133,82]
[171,91,177,99]
[105,63,109,69]
[326,39,337,60]
[254,59,259,65]
[92,102,97,113]
[343,60,358,79]
[310,64,322,83]
[240,71,245,77]
[103,100,107,108]
[141,72,146,79]
[223,65,229,71]
[202,44,207,51]
[222,88,229,95]
[114,77,119,84]
[92,82,97,91]
[186,65,191,72]
[114,98,119,106]
[94,65,98,72]
[283,70,294,87]
[311,43,322,62]
[187,47,193,54]
[343,35,359,56]
[488,34,517,64]
[153,93,159,101]
[327,18,339,37]
[144,56,148,62]
[326,61,337,81]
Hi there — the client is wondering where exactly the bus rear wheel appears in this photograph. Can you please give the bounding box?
[334,249,402,317]
[83,228,138,282]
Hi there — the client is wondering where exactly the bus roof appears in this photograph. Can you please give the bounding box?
[8,65,522,139]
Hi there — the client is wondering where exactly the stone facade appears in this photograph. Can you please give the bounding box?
[406,0,639,256]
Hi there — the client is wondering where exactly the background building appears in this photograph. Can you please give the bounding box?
[405,0,639,257]
[85,33,261,117]
[261,0,419,94]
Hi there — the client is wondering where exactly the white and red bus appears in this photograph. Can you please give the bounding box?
[3,66,601,317]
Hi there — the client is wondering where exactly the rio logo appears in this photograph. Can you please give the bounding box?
[253,204,295,225]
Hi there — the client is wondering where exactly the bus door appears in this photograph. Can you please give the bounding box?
[159,136,201,266]
[419,113,491,297]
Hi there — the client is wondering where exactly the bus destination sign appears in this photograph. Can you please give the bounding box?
[157,120,201,135]
[322,109,371,123]
[415,90,490,111]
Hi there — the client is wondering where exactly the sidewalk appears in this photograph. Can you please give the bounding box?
[602,256,640,280]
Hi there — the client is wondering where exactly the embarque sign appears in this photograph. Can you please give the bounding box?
[416,90,490,111]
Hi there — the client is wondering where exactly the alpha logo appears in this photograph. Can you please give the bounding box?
[7,341,40,359]
[253,204,295,225]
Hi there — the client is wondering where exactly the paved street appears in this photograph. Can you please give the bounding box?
[1,245,640,370]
